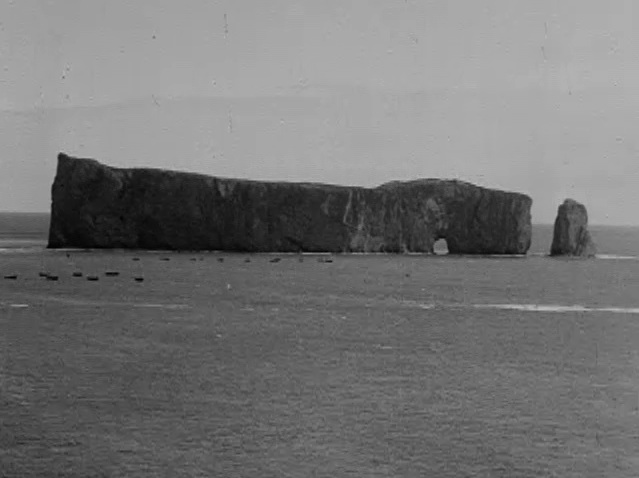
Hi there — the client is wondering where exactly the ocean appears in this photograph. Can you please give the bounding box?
[0,212,50,251]
[1,212,639,476]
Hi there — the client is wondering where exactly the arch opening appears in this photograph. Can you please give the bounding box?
[433,238,449,255]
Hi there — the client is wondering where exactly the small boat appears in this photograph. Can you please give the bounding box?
[86,275,99,281]
[4,274,17,280]
[46,275,59,281]
[133,277,144,282]
[105,271,120,277]
[72,271,83,277]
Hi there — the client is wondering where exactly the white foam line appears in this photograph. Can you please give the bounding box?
[474,304,639,314]
[400,300,435,310]
[4,294,190,310]
[475,304,588,312]
[132,303,189,310]
[596,254,639,260]
[597,307,639,314]
[397,301,639,315]
[0,247,43,254]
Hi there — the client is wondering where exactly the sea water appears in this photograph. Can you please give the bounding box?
[0,212,49,251]
[1,212,639,477]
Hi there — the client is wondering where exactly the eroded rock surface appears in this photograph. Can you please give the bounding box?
[48,153,533,254]
[550,199,596,257]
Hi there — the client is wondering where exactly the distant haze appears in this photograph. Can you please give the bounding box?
[1,0,638,225]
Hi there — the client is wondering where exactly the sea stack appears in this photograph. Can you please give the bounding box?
[550,199,596,257]
[48,153,533,254]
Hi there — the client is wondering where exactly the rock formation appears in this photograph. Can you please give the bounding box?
[48,153,533,254]
[550,199,596,257]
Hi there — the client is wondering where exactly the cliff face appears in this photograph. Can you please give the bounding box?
[48,153,533,254]
[550,199,596,257]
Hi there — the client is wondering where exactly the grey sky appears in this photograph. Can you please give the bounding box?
[1,0,637,224]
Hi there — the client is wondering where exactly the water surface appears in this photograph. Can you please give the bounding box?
[1,214,638,476]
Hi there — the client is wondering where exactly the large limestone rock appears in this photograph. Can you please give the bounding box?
[48,153,533,254]
[550,199,596,257]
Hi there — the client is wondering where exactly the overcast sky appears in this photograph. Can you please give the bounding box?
[1,0,638,224]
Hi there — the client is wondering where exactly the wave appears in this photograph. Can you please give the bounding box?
[398,301,639,314]
[0,246,637,262]
[596,254,639,260]
[1,294,190,310]
[0,247,46,254]
[473,303,639,314]
[474,304,589,312]
[4,294,639,315]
